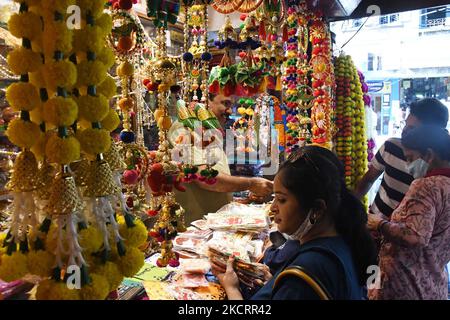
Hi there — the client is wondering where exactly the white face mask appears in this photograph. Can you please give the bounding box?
[406,158,429,179]
[287,210,315,241]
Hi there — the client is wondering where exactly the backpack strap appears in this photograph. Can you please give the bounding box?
[271,245,346,300]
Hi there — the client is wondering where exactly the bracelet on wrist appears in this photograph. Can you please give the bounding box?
[377,220,388,233]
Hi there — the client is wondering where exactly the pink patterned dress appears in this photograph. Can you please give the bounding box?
[369,169,450,300]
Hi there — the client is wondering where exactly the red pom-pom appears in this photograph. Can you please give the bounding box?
[146,82,158,92]
[238,51,247,59]
[147,210,159,217]
[123,169,139,185]
[143,79,150,86]
[168,259,180,268]
[156,258,166,267]
[119,0,133,10]
[240,14,247,21]
[149,231,159,238]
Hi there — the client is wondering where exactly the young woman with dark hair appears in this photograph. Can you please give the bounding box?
[368,126,450,300]
[212,146,377,300]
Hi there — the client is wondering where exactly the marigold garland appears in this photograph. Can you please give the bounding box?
[77,128,112,155]
[7,47,42,75]
[76,60,108,87]
[101,109,121,131]
[6,82,41,112]
[80,273,110,300]
[43,21,74,57]
[6,118,42,149]
[43,97,78,127]
[76,94,109,123]
[42,60,77,91]
[97,75,117,99]
[45,134,81,165]
[8,11,42,41]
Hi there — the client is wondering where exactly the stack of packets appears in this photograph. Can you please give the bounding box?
[206,231,267,289]
[205,203,270,233]
[173,227,212,257]
[139,254,225,300]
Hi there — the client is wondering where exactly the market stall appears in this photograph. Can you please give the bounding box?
[0,0,439,301]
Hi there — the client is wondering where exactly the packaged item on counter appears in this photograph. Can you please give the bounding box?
[181,273,210,288]
[173,236,208,252]
[180,258,211,274]
[205,203,270,232]
[190,219,209,231]
[179,227,212,239]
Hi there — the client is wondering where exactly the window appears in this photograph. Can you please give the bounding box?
[379,15,389,25]
[390,14,399,23]
[380,14,400,25]
[421,6,448,28]
[377,56,382,70]
[368,53,374,71]
[352,18,363,28]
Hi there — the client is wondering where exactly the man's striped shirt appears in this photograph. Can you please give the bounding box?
[370,138,414,217]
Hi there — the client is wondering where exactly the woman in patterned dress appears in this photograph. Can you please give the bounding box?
[368,125,450,299]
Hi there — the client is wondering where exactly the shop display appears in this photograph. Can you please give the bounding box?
[334,54,368,192]
[0,0,375,301]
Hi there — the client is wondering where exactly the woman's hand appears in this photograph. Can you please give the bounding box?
[211,256,243,300]
[367,213,386,231]
[254,263,273,287]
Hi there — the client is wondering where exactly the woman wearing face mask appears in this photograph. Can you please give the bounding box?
[212,146,376,300]
[368,125,450,300]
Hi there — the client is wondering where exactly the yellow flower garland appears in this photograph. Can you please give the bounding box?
[7,47,42,75]
[45,134,81,165]
[76,60,108,87]
[6,118,42,148]
[8,11,42,41]
[76,94,109,123]
[43,21,74,57]
[42,60,77,92]
[77,128,112,155]
[97,75,117,99]
[101,109,121,131]
[6,82,41,112]
[43,96,78,127]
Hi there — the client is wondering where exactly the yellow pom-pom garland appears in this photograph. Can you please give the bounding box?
[0,252,29,282]
[101,109,120,132]
[73,26,105,54]
[8,11,42,41]
[116,247,144,277]
[80,273,110,300]
[119,219,148,248]
[97,47,116,70]
[97,75,117,99]
[42,60,77,92]
[43,97,78,127]
[6,117,42,149]
[45,134,80,165]
[76,60,107,87]
[43,21,73,57]
[7,47,42,75]
[77,94,109,123]
[77,128,112,155]
[94,262,123,292]
[27,250,54,277]
[6,82,41,112]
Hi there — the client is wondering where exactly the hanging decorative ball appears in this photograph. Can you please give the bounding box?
[119,0,133,10]
[123,169,139,185]
[201,52,212,61]
[119,130,135,144]
[182,52,194,62]
[168,259,180,268]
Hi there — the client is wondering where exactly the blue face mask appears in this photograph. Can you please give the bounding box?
[406,158,429,179]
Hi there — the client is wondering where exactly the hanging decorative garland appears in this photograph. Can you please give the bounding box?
[1,0,145,300]
[309,14,335,150]
[335,55,368,192]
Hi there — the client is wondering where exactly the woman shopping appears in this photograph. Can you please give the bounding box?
[212,146,376,300]
[368,125,450,300]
